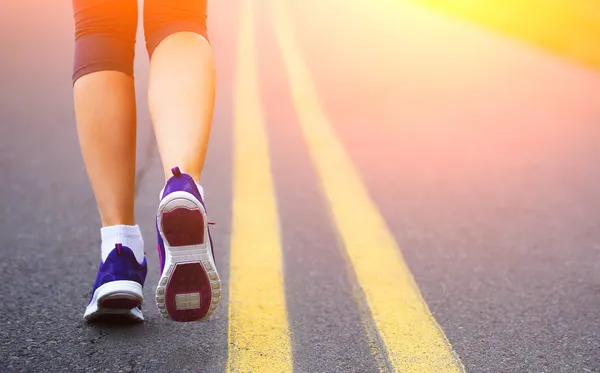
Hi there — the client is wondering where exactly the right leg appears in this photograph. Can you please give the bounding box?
[73,0,147,321]
[143,0,221,322]
[144,0,216,183]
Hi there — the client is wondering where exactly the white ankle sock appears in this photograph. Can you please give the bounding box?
[100,225,145,264]
[196,183,205,200]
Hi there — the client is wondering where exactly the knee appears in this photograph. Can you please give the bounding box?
[73,0,138,84]
[143,0,209,58]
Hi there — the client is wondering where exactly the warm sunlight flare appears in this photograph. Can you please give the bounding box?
[410,0,600,70]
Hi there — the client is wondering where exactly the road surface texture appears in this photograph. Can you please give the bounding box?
[1,0,599,372]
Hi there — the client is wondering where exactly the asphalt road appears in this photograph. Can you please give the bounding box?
[1,0,599,372]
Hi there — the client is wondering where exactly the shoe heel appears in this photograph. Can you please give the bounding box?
[99,293,142,310]
[161,205,205,247]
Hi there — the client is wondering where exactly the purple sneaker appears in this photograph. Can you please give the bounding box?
[155,167,221,322]
[83,244,147,322]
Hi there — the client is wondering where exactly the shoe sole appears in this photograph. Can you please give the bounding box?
[83,280,144,322]
[156,191,221,322]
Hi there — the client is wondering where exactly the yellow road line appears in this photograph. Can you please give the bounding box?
[270,1,465,371]
[227,0,292,371]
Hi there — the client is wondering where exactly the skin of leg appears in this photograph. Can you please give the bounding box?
[147,31,217,183]
[73,0,138,227]
[74,71,137,226]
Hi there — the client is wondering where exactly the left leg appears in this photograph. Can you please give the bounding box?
[73,0,148,322]
[73,0,139,227]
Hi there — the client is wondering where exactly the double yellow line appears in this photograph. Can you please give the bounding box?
[228,0,465,371]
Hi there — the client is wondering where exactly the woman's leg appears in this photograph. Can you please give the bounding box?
[73,0,139,227]
[144,0,221,322]
[74,73,137,226]
[73,0,147,321]
[144,0,216,182]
